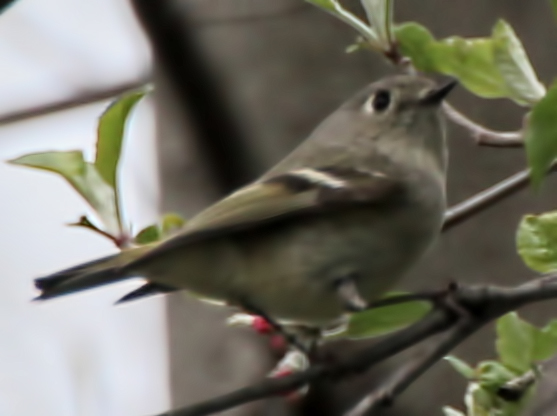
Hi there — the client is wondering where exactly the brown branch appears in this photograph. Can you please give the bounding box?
[443,163,557,232]
[344,319,476,416]
[443,168,530,231]
[0,79,149,126]
[442,102,524,147]
[340,275,557,416]
[153,274,557,416]
[0,0,17,14]
[154,307,454,416]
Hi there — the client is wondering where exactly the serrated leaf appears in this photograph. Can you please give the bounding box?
[161,213,186,236]
[525,82,557,188]
[95,90,146,188]
[445,356,476,379]
[134,224,161,245]
[532,320,557,361]
[9,151,119,234]
[395,23,506,99]
[496,313,535,373]
[346,292,430,339]
[517,211,557,273]
[361,0,393,47]
[395,21,542,105]
[443,407,466,416]
[491,20,545,105]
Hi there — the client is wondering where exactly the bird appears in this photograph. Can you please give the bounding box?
[34,74,454,329]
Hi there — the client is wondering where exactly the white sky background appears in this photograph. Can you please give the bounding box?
[0,1,170,415]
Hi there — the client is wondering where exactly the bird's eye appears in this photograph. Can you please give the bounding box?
[372,90,391,112]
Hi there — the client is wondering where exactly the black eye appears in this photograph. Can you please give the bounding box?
[372,90,391,112]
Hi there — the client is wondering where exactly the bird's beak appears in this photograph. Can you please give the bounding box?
[420,79,458,105]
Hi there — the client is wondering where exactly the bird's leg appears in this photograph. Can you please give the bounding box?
[236,297,312,356]
[333,274,368,312]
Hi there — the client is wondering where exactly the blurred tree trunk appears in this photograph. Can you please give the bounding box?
[152,0,557,414]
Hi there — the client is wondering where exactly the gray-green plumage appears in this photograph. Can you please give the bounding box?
[35,75,453,326]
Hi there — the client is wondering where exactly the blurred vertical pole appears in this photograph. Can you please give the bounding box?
[130,1,283,415]
[131,0,259,194]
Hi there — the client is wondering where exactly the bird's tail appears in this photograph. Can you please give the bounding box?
[34,253,133,300]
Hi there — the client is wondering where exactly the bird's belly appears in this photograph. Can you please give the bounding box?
[234,207,442,325]
[145,206,442,326]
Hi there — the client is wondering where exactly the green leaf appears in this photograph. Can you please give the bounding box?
[532,320,557,361]
[304,0,336,11]
[395,23,506,99]
[517,211,557,273]
[491,20,545,105]
[518,211,557,273]
[552,0,557,22]
[445,356,476,379]
[9,151,119,234]
[525,82,557,188]
[95,90,146,188]
[361,0,394,47]
[477,360,519,389]
[134,224,161,245]
[496,312,557,369]
[496,313,536,373]
[393,23,436,70]
[395,21,543,105]
[161,213,185,235]
[346,292,430,339]
[134,213,186,245]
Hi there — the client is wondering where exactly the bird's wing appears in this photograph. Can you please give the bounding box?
[125,167,405,269]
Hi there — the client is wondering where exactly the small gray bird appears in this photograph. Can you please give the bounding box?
[34,75,454,328]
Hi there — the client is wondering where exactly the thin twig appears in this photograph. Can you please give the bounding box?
[0,0,17,14]
[344,319,477,416]
[155,307,454,416]
[442,102,524,147]
[443,163,557,232]
[0,79,149,126]
[443,168,530,231]
[497,368,538,402]
[342,275,557,416]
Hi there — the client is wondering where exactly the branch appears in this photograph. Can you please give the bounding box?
[0,79,148,126]
[155,307,454,416]
[0,0,17,14]
[344,319,476,416]
[341,275,557,416]
[131,0,259,194]
[443,162,557,232]
[153,274,557,416]
[442,102,524,147]
[443,168,530,231]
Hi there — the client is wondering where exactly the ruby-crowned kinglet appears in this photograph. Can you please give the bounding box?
[34,75,454,327]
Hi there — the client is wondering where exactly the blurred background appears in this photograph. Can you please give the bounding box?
[2,0,557,415]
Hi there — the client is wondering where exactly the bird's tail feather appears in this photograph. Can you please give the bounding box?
[34,254,128,300]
